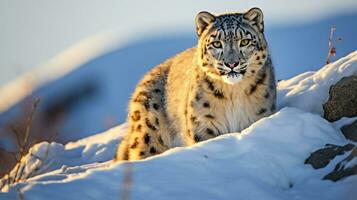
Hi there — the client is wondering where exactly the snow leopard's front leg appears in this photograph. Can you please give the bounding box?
[183,83,226,145]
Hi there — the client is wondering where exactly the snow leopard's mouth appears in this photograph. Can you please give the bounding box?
[222,70,245,84]
[226,68,246,78]
[227,71,239,78]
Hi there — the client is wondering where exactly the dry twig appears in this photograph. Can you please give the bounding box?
[0,98,41,190]
[325,26,342,64]
[119,163,133,200]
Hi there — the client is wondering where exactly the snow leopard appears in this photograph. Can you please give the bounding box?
[116,8,276,161]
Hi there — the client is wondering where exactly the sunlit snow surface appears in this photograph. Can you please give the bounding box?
[1,52,357,199]
[278,51,357,114]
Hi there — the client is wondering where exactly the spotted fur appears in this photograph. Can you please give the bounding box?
[115,7,276,161]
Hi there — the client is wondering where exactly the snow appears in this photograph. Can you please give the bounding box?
[345,157,357,169]
[1,124,126,184]
[1,51,357,199]
[0,108,354,200]
[332,116,357,129]
[278,51,357,114]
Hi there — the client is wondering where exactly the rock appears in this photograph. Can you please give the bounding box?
[323,75,357,122]
[341,120,357,142]
[323,147,357,182]
[305,144,357,182]
[305,143,354,169]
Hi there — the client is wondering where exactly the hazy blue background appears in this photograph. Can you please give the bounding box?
[1,0,357,86]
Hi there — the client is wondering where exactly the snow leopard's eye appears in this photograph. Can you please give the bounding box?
[211,41,222,48]
[240,39,251,47]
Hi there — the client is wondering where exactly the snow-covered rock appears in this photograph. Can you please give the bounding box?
[277,50,357,114]
[323,147,357,181]
[1,51,357,199]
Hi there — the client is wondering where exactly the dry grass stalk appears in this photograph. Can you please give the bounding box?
[0,98,41,191]
[119,162,133,200]
[325,26,342,64]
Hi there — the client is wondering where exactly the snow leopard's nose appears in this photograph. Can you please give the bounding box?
[224,62,239,69]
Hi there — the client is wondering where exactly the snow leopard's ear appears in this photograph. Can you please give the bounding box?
[195,11,216,36]
[243,7,264,32]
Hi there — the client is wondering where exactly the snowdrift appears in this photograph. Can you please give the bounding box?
[1,51,357,200]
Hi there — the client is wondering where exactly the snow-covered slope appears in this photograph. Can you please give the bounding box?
[278,50,357,114]
[0,108,353,200]
[1,51,357,200]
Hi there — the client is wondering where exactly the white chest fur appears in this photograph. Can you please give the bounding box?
[211,79,270,134]
[221,96,260,133]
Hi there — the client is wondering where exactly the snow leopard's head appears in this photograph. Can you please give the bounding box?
[196,8,269,85]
